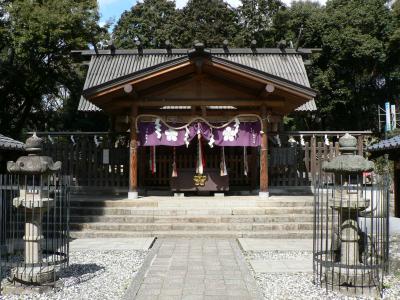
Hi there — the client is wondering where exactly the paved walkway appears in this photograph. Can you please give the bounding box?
[124,238,263,300]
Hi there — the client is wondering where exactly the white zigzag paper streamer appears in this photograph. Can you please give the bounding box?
[208,129,215,148]
[155,118,162,139]
[233,118,240,138]
[184,126,190,148]
[300,134,305,146]
[324,134,330,146]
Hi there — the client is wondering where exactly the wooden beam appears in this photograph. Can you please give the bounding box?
[89,61,193,99]
[208,61,316,99]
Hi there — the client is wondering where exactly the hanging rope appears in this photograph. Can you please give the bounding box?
[172,147,178,178]
[149,146,156,174]
[243,146,248,176]
[195,134,205,175]
[220,147,228,176]
[135,114,264,132]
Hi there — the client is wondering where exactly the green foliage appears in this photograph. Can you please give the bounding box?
[235,0,284,47]
[113,0,177,48]
[0,0,108,138]
[276,0,400,131]
[173,0,240,48]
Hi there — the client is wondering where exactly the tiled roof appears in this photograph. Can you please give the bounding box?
[0,134,25,151]
[78,48,317,112]
[368,135,400,152]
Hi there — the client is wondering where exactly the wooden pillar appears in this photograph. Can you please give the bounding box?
[259,106,269,197]
[128,106,138,199]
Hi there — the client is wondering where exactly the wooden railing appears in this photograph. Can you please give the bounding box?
[30,131,371,190]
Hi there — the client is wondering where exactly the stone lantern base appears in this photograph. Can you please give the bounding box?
[11,265,56,285]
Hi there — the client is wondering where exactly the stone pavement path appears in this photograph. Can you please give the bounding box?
[124,238,263,300]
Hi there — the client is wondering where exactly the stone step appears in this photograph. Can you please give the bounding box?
[69,230,314,239]
[70,222,314,232]
[70,214,314,224]
[70,206,314,216]
[70,197,314,208]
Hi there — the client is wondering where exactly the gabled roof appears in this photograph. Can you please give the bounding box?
[0,134,25,151]
[368,135,400,152]
[77,47,317,112]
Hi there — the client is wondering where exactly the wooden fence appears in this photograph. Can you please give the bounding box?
[33,131,369,190]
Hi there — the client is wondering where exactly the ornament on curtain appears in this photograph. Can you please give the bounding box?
[165,129,178,142]
[184,126,190,148]
[171,147,178,177]
[324,134,330,146]
[155,118,162,139]
[149,146,156,174]
[208,129,215,148]
[300,134,305,146]
[223,127,236,142]
[220,147,228,176]
[195,134,205,175]
[243,147,248,176]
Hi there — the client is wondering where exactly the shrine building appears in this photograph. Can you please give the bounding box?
[75,43,317,199]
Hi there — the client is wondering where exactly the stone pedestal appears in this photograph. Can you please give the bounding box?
[11,190,55,285]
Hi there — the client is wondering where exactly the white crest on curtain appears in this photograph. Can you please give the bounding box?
[155,118,162,139]
[223,127,236,142]
[165,129,178,142]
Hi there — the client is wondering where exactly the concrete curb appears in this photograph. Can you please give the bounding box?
[230,239,264,300]
[122,238,161,300]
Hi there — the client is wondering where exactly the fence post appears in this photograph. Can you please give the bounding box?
[311,135,317,185]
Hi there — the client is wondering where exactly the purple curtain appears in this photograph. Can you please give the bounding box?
[138,121,261,147]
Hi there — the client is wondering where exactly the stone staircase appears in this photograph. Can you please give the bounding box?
[69,195,315,238]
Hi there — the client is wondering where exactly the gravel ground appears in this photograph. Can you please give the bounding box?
[244,235,400,300]
[0,249,148,300]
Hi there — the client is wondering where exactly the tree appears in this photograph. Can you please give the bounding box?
[275,0,398,131]
[236,0,285,47]
[313,0,396,130]
[0,0,107,138]
[173,0,240,48]
[113,0,177,49]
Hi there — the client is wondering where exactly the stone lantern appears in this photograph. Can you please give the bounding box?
[6,133,61,285]
[321,133,375,288]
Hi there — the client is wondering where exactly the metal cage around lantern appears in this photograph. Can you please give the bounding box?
[0,173,70,289]
[313,172,390,297]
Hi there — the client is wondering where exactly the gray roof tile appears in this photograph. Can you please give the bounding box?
[78,50,316,112]
[368,135,400,152]
[0,134,25,151]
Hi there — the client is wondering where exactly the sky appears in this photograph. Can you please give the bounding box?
[98,0,327,27]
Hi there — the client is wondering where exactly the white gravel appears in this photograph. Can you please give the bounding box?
[244,235,400,300]
[1,249,148,300]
